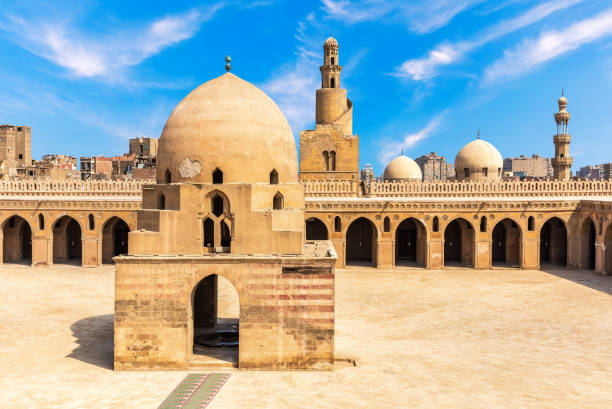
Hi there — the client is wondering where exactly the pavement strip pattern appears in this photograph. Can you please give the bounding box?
[158,373,230,409]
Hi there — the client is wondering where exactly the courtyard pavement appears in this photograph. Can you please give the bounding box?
[1,264,611,408]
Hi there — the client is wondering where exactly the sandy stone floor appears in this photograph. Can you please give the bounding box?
[1,264,612,408]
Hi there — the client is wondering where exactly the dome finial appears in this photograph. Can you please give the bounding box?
[477,129,480,139]
[225,55,231,72]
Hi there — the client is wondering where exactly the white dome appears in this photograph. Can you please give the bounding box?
[454,139,503,180]
[157,72,297,184]
[383,155,422,181]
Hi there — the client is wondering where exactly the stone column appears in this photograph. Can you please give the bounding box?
[427,238,443,269]
[522,237,539,270]
[595,241,605,276]
[566,237,577,268]
[32,235,50,267]
[376,237,393,269]
[82,236,99,267]
[474,239,490,269]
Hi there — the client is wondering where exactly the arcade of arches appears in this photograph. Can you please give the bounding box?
[0,210,135,267]
[303,207,612,274]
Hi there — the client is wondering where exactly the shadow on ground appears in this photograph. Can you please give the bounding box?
[67,314,114,370]
[542,268,612,295]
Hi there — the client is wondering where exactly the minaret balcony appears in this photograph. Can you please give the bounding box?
[553,133,571,144]
[551,157,573,166]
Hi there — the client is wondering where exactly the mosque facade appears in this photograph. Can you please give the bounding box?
[0,38,610,371]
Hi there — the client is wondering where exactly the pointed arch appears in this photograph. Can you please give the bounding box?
[443,218,474,267]
[480,216,487,233]
[491,218,522,267]
[52,215,82,265]
[165,169,171,184]
[38,213,44,231]
[334,216,341,233]
[269,169,278,184]
[2,215,32,265]
[580,217,596,269]
[88,214,95,230]
[306,217,328,240]
[273,191,283,210]
[157,193,166,210]
[102,216,130,263]
[203,217,214,249]
[395,217,427,267]
[432,216,439,232]
[528,216,535,231]
[346,217,378,266]
[383,217,390,233]
[212,168,223,184]
[539,217,567,268]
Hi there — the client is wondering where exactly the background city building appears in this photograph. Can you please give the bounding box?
[415,152,455,181]
[0,124,31,179]
[502,154,552,178]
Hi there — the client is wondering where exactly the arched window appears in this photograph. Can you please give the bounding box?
[38,214,44,230]
[273,192,283,210]
[330,78,335,88]
[383,217,390,233]
[432,216,439,232]
[480,216,487,233]
[323,151,329,171]
[482,167,488,177]
[221,220,231,248]
[334,216,341,232]
[330,151,336,171]
[157,193,165,210]
[212,168,223,184]
[464,168,470,178]
[528,216,535,231]
[331,57,335,65]
[270,169,278,184]
[88,214,95,230]
[212,195,224,217]
[203,218,214,248]
[165,169,171,184]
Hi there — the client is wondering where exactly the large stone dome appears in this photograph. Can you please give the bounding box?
[157,72,298,184]
[383,155,422,181]
[454,139,503,180]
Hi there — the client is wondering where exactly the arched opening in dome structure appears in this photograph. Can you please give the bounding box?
[482,167,488,177]
[383,217,390,233]
[272,192,283,210]
[580,218,596,270]
[528,216,535,231]
[88,214,95,231]
[203,218,214,249]
[212,195,224,217]
[165,169,171,184]
[330,151,336,171]
[334,216,341,233]
[38,214,44,231]
[480,216,487,233]
[305,217,328,240]
[2,216,32,265]
[269,169,278,184]
[443,218,473,267]
[221,220,231,248]
[605,224,612,275]
[491,218,522,267]
[346,217,377,266]
[395,218,426,267]
[52,216,82,266]
[192,274,239,367]
[212,168,223,184]
[102,217,130,263]
[157,193,165,210]
[540,217,567,268]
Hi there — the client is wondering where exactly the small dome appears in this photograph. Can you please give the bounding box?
[383,155,422,181]
[558,95,567,105]
[157,72,298,184]
[454,139,503,180]
[324,36,338,48]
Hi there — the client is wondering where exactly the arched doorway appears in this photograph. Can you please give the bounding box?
[395,218,426,267]
[605,224,612,275]
[2,216,32,265]
[540,217,567,267]
[444,218,474,267]
[192,274,239,367]
[581,218,596,270]
[102,217,130,263]
[491,218,522,267]
[305,217,328,240]
[53,216,82,265]
[346,217,377,266]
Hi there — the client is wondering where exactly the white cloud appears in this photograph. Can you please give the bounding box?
[320,0,485,34]
[2,5,223,79]
[484,8,612,83]
[378,113,445,164]
[395,0,582,80]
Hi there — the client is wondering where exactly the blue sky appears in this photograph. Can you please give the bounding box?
[1,0,612,175]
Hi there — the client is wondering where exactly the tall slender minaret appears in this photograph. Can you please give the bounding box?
[315,36,352,135]
[552,91,573,180]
